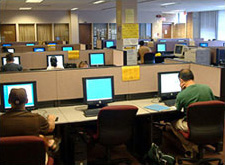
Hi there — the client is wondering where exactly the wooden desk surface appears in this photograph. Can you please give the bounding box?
[32,98,177,124]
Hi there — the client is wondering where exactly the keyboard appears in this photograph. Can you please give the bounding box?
[163,99,176,107]
[84,108,101,117]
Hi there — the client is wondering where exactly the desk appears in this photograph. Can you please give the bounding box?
[33,99,176,124]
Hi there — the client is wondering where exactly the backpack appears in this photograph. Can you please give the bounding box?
[144,143,176,165]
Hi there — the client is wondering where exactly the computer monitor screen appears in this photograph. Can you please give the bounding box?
[7,48,15,53]
[26,43,35,46]
[62,46,73,51]
[48,43,57,46]
[2,44,12,47]
[105,41,114,48]
[199,43,208,47]
[89,53,105,66]
[223,43,225,47]
[0,81,37,111]
[178,39,185,42]
[82,76,114,109]
[158,71,181,100]
[159,39,166,42]
[2,56,21,66]
[156,43,166,52]
[47,55,64,68]
[179,43,188,46]
[33,47,45,52]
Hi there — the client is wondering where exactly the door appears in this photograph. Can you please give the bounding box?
[79,23,92,49]
[0,24,16,42]
[162,24,171,38]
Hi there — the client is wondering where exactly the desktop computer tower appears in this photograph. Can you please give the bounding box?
[210,47,225,66]
[184,47,211,65]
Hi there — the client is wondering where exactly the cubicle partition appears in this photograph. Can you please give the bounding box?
[4,62,225,105]
[0,49,124,69]
[0,44,85,53]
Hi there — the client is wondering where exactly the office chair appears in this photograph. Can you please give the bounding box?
[0,136,54,165]
[92,105,138,164]
[177,100,225,165]
[144,52,155,64]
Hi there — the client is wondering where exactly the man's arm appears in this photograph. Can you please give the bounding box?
[47,115,56,132]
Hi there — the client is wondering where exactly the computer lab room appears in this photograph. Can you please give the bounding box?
[0,0,225,164]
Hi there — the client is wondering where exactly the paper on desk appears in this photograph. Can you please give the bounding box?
[144,104,170,111]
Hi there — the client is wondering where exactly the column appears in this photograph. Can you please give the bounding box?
[116,0,138,65]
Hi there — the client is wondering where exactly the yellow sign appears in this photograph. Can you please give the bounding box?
[122,23,139,39]
[122,65,140,81]
[68,50,79,60]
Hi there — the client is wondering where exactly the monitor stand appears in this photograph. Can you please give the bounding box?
[87,103,107,110]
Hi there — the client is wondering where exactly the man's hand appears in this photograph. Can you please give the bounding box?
[47,114,56,132]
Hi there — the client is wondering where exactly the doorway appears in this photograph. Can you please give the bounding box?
[0,24,16,42]
[162,24,172,38]
[79,23,92,49]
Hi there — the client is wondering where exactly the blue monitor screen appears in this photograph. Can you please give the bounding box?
[48,43,57,45]
[33,47,45,52]
[157,44,166,52]
[26,43,35,46]
[179,43,187,46]
[159,40,166,42]
[62,47,73,51]
[2,44,12,47]
[0,82,37,111]
[89,53,105,66]
[106,41,114,48]
[199,43,208,47]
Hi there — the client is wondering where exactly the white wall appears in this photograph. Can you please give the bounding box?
[0,10,70,23]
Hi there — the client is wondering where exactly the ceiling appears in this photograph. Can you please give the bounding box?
[0,0,224,13]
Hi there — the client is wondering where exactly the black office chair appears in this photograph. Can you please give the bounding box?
[177,100,225,165]
[144,52,155,64]
[92,105,138,164]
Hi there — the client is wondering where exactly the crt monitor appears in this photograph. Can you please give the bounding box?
[156,43,166,53]
[0,81,37,111]
[2,56,21,66]
[82,76,114,109]
[26,43,35,46]
[89,53,105,66]
[33,47,45,52]
[158,71,181,101]
[199,43,208,47]
[62,46,73,51]
[2,44,12,47]
[105,40,114,48]
[47,54,64,68]
[7,48,15,53]
[174,44,187,58]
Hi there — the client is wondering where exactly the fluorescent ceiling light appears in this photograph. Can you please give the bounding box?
[161,2,176,6]
[71,8,78,11]
[93,0,105,4]
[26,0,43,3]
[19,7,32,10]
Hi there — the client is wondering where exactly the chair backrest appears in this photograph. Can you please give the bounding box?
[0,136,46,165]
[144,53,155,64]
[97,105,138,146]
[187,100,225,144]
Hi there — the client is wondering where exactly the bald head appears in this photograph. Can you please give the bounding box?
[178,69,194,81]
[8,88,28,107]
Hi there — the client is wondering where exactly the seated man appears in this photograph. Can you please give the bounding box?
[0,88,57,161]
[138,40,152,64]
[170,69,215,155]
[1,53,23,72]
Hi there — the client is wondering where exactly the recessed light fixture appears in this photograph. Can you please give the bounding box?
[93,0,105,5]
[19,7,32,10]
[161,2,176,6]
[71,8,78,11]
[26,0,43,3]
